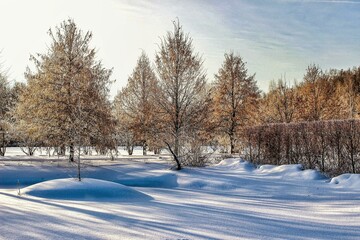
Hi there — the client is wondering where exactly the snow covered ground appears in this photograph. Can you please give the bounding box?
[0,154,359,239]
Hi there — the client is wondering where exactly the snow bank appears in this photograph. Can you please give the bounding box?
[176,159,251,191]
[330,174,360,189]
[215,158,255,172]
[22,178,152,201]
[257,164,304,174]
[214,159,325,181]
[256,164,325,180]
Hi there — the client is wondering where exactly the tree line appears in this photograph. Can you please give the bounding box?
[0,18,359,173]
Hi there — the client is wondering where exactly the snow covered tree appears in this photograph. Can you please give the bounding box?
[113,52,158,155]
[16,19,114,161]
[155,20,209,170]
[212,52,259,154]
[0,65,11,156]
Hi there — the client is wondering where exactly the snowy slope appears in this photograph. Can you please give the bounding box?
[22,178,152,201]
[0,157,359,239]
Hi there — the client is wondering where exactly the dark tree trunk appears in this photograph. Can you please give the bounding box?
[143,141,147,156]
[229,133,235,154]
[165,141,181,170]
[154,148,160,155]
[174,128,180,157]
[69,143,74,162]
[0,131,5,156]
[127,143,134,155]
[59,146,66,156]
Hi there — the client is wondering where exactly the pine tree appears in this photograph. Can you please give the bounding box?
[212,52,259,154]
[16,19,114,161]
[155,20,208,170]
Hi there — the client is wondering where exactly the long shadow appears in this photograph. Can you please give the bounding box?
[141,192,360,239]
[2,181,360,240]
[0,161,174,189]
[177,166,360,202]
[0,191,220,240]
[0,192,145,239]
[0,191,147,219]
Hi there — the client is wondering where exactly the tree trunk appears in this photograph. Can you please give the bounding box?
[154,148,160,155]
[0,131,5,156]
[127,143,134,155]
[174,130,179,157]
[165,141,181,170]
[143,141,147,155]
[229,133,235,154]
[69,143,74,162]
[29,147,36,156]
[59,146,66,156]
[77,145,81,181]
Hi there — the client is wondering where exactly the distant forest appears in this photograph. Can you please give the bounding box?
[0,19,359,175]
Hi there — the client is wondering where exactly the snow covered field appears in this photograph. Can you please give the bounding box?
[0,153,360,239]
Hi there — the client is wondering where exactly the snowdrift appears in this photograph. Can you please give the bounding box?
[215,158,325,181]
[214,158,360,190]
[22,178,153,201]
[256,164,326,180]
[214,158,255,172]
[330,174,360,189]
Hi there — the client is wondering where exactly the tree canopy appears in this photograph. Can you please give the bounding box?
[16,19,114,161]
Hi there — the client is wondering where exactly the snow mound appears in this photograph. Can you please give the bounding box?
[22,178,152,201]
[257,164,325,180]
[257,164,303,174]
[215,158,255,172]
[330,174,360,189]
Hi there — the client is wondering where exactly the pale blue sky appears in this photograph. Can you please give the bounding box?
[0,0,359,98]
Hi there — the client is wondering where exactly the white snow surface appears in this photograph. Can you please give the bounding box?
[330,173,360,189]
[22,178,152,201]
[0,157,360,239]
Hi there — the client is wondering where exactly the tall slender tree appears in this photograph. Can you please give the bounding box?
[155,20,208,170]
[0,63,11,156]
[113,52,158,155]
[212,52,259,154]
[16,19,114,162]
